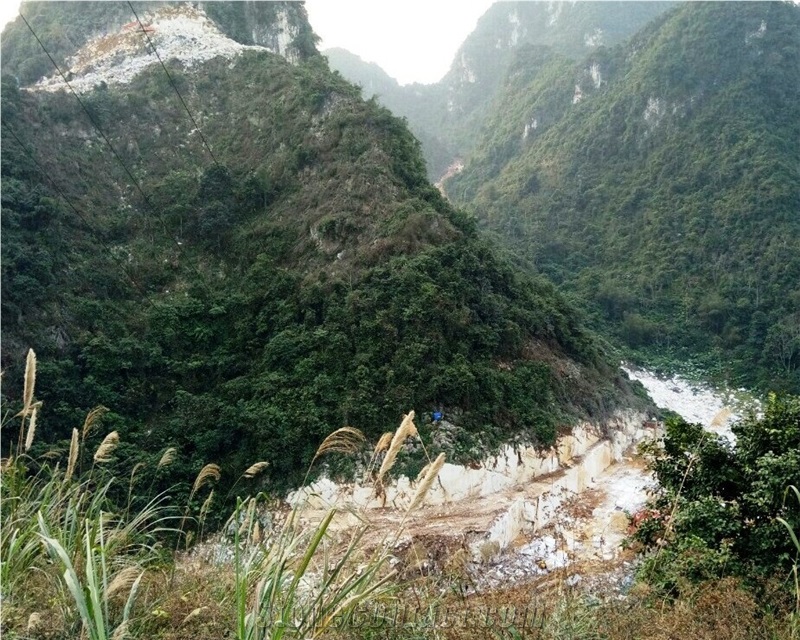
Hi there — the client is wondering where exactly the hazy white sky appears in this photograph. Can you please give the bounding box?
[0,1,495,85]
[305,0,496,84]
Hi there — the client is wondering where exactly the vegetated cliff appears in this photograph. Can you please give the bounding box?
[324,1,674,181]
[446,1,800,392]
[0,2,648,494]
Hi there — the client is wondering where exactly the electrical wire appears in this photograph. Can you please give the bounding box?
[127,1,221,169]
[18,11,213,294]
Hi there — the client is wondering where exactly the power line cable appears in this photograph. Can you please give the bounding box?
[19,11,213,294]
[2,121,160,311]
[127,1,221,169]
[126,3,271,257]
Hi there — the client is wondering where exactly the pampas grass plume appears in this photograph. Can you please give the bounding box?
[377,411,417,485]
[314,427,366,458]
[374,432,393,455]
[112,621,130,640]
[65,428,79,482]
[94,431,120,463]
[190,463,221,499]
[24,404,38,452]
[158,447,177,469]
[407,453,445,512]
[199,490,215,526]
[82,405,109,441]
[22,348,36,415]
[244,461,269,478]
[106,567,142,599]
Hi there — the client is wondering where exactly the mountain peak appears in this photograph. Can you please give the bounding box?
[3,1,318,88]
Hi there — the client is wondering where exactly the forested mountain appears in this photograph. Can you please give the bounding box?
[1,2,644,493]
[446,1,800,392]
[324,47,455,183]
[325,1,674,180]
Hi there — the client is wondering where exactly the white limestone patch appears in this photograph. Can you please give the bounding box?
[508,9,524,47]
[457,52,477,84]
[589,62,602,89]
[585,28,604,48]
[522,115,538,140]
[746,20,767,45]
[547,1,564,27]
[34,5,270,93]
[621,365,762,442]
[643,96,664,125]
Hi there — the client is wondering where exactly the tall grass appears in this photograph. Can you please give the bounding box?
[2,352,445,639]
[229,496,395,640]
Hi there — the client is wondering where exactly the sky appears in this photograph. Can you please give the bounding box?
[304,0,496,85]
[0,0,495,86]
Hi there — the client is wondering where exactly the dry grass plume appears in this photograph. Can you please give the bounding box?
[94,431,120,463]
[105,567,142,599]
[82,405,109,441]
[313,427,366,459]
[158,447,177,469]
[24,404,38,452]
[65,428,79,482]
[243,461,269,479]
[374,432,393,455]
[407,453,446,512]
[190,463,221,500]
[376,411,418,486]
[22,348,36,415]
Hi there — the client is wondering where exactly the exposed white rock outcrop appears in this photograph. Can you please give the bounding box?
[547,1,564,27]
[621,365,760,442]
[584,28,604,48]
[643,96,664,126]
[457,52,477,84]
[745,20,767,45]
[508,9,524,47]
[522,116,538,140]
[465,411,656,563]
[589,62,602,89]
[288,410,655,564]
[33,5,283,93]
[250,6,300,62]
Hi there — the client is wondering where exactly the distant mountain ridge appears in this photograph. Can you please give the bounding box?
[325,1,674,180]
[446,1,800,392]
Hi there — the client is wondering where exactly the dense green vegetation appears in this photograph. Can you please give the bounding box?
[323,47,455,181]
[447,1,800,392]
[633,394,800,597]
[1,4,643,498]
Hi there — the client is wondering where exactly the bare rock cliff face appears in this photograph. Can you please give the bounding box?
[1,0,316,87]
